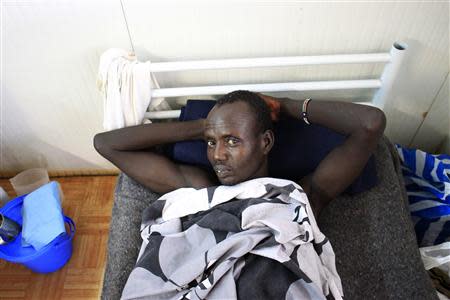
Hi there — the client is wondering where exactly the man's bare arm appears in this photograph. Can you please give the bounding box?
[93,119,216,194]
[260,95,386,217]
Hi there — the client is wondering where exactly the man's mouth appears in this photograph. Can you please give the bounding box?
[213,165,232,177]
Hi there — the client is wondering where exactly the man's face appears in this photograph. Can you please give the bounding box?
[204,101,269,185]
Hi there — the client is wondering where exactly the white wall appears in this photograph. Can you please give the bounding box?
[410,74,449,153]
[1,0,449,174]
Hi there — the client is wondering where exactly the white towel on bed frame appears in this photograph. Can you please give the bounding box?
[97,48,169,130]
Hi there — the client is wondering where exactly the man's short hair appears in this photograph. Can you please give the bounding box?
[215,90,273,134]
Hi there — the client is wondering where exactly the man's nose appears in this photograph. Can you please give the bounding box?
[214,142,227,161]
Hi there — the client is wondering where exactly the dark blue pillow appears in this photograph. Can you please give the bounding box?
[168,100,378,195]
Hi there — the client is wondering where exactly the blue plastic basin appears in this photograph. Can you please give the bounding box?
[0,194,75,273]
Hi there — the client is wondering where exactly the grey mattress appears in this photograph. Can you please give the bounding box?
[101,135,438,300]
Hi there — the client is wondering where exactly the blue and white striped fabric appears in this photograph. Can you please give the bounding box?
[395,144,450,247]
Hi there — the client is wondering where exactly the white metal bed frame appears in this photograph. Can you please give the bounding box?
[144,42,407,120]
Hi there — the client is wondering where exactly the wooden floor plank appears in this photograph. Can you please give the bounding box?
[0,175,117,300]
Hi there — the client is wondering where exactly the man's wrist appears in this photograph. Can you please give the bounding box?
[279,97,304,118]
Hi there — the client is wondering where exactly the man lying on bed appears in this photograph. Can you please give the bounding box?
[94,90,386,300]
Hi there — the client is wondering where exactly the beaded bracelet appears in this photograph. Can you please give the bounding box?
[301,98,312,125]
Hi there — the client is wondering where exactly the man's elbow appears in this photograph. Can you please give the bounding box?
[363,107,387,136]
[93,133,110,155]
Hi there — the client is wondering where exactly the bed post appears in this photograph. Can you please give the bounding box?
[372,42,408,110]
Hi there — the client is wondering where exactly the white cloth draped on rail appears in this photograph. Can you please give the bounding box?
[97,48,170,131]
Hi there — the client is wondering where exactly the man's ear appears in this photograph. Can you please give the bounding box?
[261,129,275,155]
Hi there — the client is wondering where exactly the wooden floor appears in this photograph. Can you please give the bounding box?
[0,176,117,300]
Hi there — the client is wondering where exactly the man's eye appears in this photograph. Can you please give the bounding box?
[227,138,238,146]
[207,140,215,147]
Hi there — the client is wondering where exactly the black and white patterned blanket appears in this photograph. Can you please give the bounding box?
[121,177,343,300]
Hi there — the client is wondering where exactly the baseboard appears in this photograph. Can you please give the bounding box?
[0,169,120,179]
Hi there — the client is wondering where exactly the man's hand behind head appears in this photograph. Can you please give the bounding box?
[256,93,281,122]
